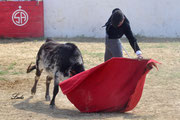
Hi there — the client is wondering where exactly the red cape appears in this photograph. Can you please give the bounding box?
[59,58,159,112]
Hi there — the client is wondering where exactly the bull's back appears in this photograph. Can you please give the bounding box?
[38,41,82,73]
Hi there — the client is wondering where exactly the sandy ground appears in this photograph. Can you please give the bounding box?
[0,75,150,120]
[0,37,180,120]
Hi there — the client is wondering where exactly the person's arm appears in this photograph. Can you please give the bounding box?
[124,19,143,59]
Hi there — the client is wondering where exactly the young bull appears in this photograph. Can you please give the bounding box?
[27,38,85,108]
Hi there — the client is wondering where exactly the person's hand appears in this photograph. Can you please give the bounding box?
[137,54,143,60]
[136,50,143,60]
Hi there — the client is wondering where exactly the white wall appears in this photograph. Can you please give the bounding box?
[44,0,180,38]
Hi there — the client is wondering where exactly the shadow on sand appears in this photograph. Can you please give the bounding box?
[13,96,153,120]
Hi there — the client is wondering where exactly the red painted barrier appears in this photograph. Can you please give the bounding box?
[0,1,44,38]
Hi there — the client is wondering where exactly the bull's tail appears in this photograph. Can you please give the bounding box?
[27,62,36,73]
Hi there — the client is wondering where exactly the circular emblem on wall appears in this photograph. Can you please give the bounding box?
[12,6,29,26]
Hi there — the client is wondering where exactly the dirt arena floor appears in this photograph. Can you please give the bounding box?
[0,37,179,120]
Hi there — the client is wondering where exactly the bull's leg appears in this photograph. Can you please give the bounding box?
[45,76,52,101]
[50,72,61,108]
[31,69,43,95]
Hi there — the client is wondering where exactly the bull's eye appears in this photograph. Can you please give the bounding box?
[70,70,76,77]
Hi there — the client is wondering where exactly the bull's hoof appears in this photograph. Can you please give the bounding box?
[31,87,36,95]
[50,101,55,109]
[45,95,51,101]
[50,104,55,109]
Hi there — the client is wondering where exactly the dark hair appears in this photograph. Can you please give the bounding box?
[112,8,120,14]
[111,9,124,27]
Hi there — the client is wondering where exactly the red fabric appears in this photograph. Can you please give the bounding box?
[59,58,159,113]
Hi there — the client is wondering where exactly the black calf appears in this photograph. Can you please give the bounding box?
[27,38,85,108]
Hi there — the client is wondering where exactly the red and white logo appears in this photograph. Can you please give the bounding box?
[12,6,29,26]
